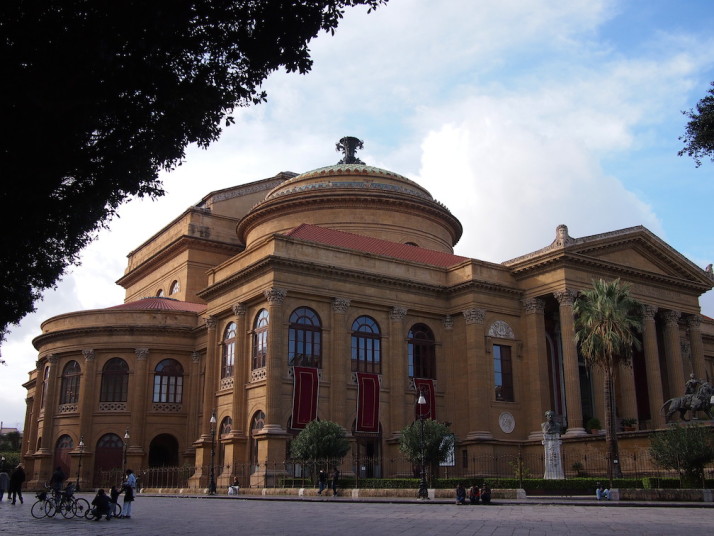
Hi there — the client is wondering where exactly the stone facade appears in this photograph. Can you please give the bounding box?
[21,146,714,489]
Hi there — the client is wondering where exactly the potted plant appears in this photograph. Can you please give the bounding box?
[586,417,601,434]
[621,418,637,431]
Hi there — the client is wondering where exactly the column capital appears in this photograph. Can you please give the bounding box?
[232,303,247,316]
[191,351,201,364]
[443,314,454,330]
[642,304,658,319]
[205,315,217,330]
[82,349,96,362]
[331,297,351,314]
[661,310,681,326]
[264,288,287,306]
[462,307,486,325]
[686,314,701,330]
[390,306,407,321]
[135,348,149,360]
[554,289,577,307]
[522,298,545,315]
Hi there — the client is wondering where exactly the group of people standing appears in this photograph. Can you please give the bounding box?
[455,483,491,505]
[0,462,26,504]
[89,468,137,520]
[317,467,340,496]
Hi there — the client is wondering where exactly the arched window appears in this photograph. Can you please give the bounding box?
[54,434,74,477]
[252,309,269,370]
[156,288,165,297]
[220,416,233,436]
[169,280,180,295]
[407,323,436,379]
[250,411,265,471]
[351,316,381,373]
[153,359,184,403]
[288,307,322,368]
[60,360,81,404]
[222,322,236,378]
[100,358,129,402]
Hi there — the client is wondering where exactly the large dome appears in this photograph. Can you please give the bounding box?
[237,138,462,253]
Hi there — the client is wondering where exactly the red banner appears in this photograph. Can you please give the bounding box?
[291,366,319,429]
[356,372,380,433]
[413,378,436,420]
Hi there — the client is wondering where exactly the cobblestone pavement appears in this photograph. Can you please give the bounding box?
[1,494,713,536]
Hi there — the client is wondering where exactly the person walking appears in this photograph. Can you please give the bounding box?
[330,467,340,497]
[9,463,25,504]
[317,469,327,495]
[121,468,137,518]
[0,466,9,502]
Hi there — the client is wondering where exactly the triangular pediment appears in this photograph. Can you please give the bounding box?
[505,225,714,291]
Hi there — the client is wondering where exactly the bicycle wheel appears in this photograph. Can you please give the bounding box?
[44,497,58,517]
[31,500,48,519]
[74,498,90,518]
[113,503,122,518]
[61,499,76,518]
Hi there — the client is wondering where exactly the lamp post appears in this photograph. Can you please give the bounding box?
[75,436,84,491]
[209,410,217,495]
[123,428,130,475]
[417,390,429,500]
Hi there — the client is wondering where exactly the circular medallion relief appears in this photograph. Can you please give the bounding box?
[499,412,515,434]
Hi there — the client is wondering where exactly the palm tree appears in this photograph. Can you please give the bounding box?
[574,278,642,483]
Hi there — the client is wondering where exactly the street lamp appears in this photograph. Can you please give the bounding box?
[209,410,217,495]
[417,390,429,500]
[123,428,130,475]
[75,436,84,491]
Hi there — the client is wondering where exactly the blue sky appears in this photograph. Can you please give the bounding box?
[2,0,713,430]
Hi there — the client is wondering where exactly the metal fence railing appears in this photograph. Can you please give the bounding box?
[94,449,714,490]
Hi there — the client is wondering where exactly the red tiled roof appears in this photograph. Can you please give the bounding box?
[108,297,207,313]
[283,224,468,268]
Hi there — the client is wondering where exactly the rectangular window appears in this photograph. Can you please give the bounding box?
[493,344,513,402]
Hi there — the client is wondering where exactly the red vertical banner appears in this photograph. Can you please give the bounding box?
[356,372,380,433]
[291,366,319,429]
[413,378,436,420]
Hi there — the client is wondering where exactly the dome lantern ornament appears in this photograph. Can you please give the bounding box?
[336,136,365,164]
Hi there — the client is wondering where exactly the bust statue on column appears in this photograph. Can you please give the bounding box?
[541,410,564,479]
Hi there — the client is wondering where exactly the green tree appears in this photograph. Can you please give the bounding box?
[399,419,454,480]
[0,0,387,340]
[574,278,642,482]
[649,424,714,488]
[289,420,350,464]
[679,81,714,167]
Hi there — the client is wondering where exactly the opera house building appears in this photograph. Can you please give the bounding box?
[21,138,714,489]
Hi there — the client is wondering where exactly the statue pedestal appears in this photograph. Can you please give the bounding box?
[542,433,564,479]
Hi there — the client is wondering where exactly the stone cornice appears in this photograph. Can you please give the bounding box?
[236,191,463,245]
[116,234,243,288]
[33,324,199,349]
[504,225,712,291]
[507,251,711,293]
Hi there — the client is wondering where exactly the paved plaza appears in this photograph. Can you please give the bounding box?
[1,494,713,536]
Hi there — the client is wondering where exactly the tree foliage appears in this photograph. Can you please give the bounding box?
[289,420,350,462]
[398,418,454,469]
[574,278,642,480]
[0,0,387,339]
[679,81,714,167]
[649,424,714,487]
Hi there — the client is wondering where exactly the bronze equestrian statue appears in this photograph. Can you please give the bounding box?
[661,380,714,423]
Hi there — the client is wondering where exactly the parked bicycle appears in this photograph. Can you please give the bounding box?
[38,483,90,519]
[30,488,52,519]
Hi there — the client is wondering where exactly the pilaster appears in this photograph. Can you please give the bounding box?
[554,290,586,436]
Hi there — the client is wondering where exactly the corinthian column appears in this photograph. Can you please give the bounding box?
[661,310,684,399]
[554,290,586,436]
[522,298,551,437]
[264,288,287,433]
[686,315,706,381]
[388,306,408,438]
[330,297,351,428]
[201,317,218,438]
[462,307,491,439]
[642,305,664,428]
